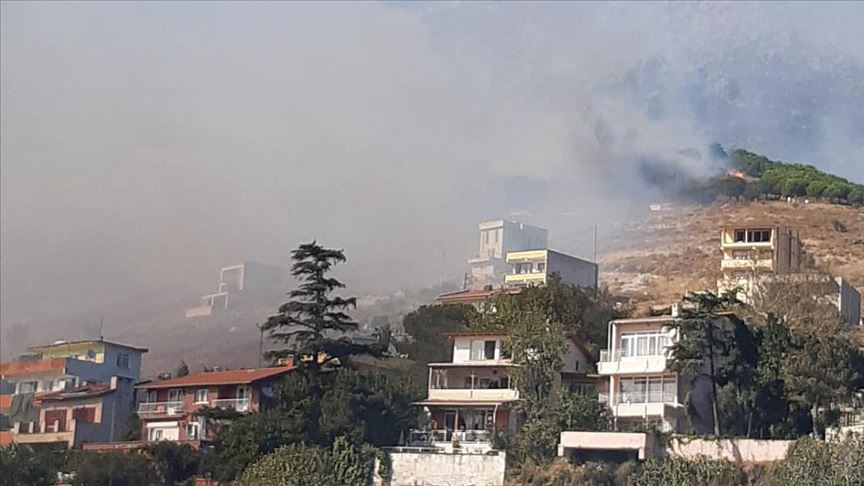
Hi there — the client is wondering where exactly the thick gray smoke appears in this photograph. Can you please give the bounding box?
[2,2,863,351]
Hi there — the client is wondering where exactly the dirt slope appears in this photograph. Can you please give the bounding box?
[600,200,864,313]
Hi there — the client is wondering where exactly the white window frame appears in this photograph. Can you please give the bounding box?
[194,389,208,404]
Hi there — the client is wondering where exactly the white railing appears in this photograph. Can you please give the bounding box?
[211,398,251,412]
[137,401,185,416]
[615,391,677,405]
[598,392,610,404]
[408,429,490,445]
[599,350,671,362]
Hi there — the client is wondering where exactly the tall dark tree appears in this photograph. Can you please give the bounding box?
[667,292,741,436]
[263,242,367,382]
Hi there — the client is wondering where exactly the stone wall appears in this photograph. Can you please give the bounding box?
[667,437,794,462]
[374,451,506,486]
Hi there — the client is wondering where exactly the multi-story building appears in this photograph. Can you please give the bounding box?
[717,225,801,301]
[135,365,292,442]
[468,220,548,287]
[597,313,740,433]
[412,331,595,453]
[0,339,147,447]
[505,249,598,289]
[186,261,288,318]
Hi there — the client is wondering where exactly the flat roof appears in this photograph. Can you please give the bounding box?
[29,339,149,353]
[413,399,518,406]
[136,366,292,389]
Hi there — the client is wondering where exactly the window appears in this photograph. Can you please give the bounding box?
[41,380,54,392]
[72,407,96,424]
[734,230,746,242]
[748,229,771,243]
[168,389,182,404]
[470,340,496,360]
[150,428,164,441]
[62,378,77,390]
[17,381,37,394]
[620,332,670,358]
[146,390,158,403]
[194,389,208,404]
[619,376,677,404]
[116,353,130,369]
[484,340,496,360]
[186,422,200,440]
[537,262,545,272]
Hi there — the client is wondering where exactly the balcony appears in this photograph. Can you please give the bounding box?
[598,351,668,375]
[602,391,681,418]
[428,388,518,401]
[428,367,518,402]
[408,429,493,453]
[720,258,774,271]
[211,398,251,412]
[137,401,185,417]
[504,272,546,286]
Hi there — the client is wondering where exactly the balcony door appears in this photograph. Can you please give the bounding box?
[236,385,251,411]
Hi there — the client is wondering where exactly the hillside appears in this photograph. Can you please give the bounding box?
[600,200,864,313]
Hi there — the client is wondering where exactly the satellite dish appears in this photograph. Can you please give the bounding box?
[87,349,97,359]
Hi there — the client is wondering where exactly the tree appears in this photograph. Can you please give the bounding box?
[143,442,200,485]
[400,304,474,393]
[848,187,864,204]
[667,292,741,436]
[717,177,746,199]
[0,445,66,486]
[784,331,856,438]
[262,242,372,435]
[175,360,190,378]
[71,451,156,486]
[805,180,826,198]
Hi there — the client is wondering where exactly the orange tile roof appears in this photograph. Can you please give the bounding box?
[0,358,66,377]
[136,366,292,389]
[437,287,521,304]
[0,394,11,411]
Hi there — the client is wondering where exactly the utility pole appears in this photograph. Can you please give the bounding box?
[255,323,265,368]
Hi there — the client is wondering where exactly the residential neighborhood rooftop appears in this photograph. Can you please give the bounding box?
[135,366,292,389]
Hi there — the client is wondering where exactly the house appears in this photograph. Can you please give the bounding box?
[411,331,596,453]
[468,220,548,288]
[717,225,801,301]
[0,339,146,447]
[505,249,597,289]
[436,286,521,311]
[186,262,288,318]
[134,364,292,442]
[597,312,740,433]
[8,378,135,448]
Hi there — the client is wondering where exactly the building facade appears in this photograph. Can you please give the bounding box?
[412,331,595,453]
[135,365,292,442]
[468,220,548,287]
[717,225,801,301]
[0,339,146,447]
[505,249,598,289]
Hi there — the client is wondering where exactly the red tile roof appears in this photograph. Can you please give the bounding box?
[136,366,292,389]
[40,383,114,402]
[0,357,66,377]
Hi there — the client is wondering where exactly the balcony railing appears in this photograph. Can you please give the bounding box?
[613,391,677,405]
[211,398,251,412]
[137,401,185,416]
[409,429,490,445]
[599,350,669,362]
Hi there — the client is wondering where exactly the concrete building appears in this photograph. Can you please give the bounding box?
[135,365,292,442]
[468,220,548,287]
[0,339,146,447]
[717,225,801,302]
[505,249,598,289]
[186,262,288,318]
[411,331,595,453]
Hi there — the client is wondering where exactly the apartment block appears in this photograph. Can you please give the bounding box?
[468,220,548,287]
[505,249,597,289]
[717,225,801,301]
[0,339,146,447]
[135,365,292,442]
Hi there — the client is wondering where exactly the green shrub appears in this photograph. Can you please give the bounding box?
[630,455,747,486]
[70,451,156,486]
[767,436,864,486]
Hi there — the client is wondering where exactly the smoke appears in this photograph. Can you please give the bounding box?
[2,2,863,343]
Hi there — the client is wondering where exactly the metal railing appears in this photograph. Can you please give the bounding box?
[614,391,677,405]
[211,398,251,412]
[137,401,185,416]
[408,429,491,445]
[599,349,670,362]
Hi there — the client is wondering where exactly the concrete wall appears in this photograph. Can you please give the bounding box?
[836,277,861,326]
[374,452,506,486]
[547,251,597,289]
[667,437,793,463]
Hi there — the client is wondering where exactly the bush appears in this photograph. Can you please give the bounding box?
[0,445,67,486]
[142,441,201,484]
[767,436,864,485]
[70,451,156,486]
[233,436,380,486]
[630,455,746,486]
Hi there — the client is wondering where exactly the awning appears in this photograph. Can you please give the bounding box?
[8,393,38,424]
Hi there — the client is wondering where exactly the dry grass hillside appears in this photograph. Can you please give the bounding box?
[599,200,864,314]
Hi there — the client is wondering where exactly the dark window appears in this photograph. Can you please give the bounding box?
[734,230,746,242]
[72,407,96,423]
[484,341,496,360]
[116,353,130,369]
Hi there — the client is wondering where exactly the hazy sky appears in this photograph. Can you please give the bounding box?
[2,1,863,324]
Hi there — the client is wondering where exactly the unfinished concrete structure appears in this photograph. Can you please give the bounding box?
[505,249,597,289]
[717,225,801,302]
[185,262,287,318]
